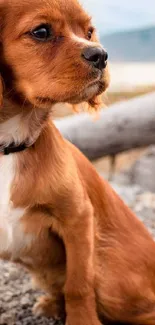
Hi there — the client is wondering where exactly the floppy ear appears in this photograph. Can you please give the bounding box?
[0,19,3,107]
[0,0,5,107]
[0,75,3,106]
[0,41,4,107]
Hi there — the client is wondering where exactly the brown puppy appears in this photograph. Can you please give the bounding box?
[0,1,155,325]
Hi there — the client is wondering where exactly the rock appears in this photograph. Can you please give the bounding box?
[21,296,30,306]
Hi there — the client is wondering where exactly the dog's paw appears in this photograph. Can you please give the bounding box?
[33,295,63,319]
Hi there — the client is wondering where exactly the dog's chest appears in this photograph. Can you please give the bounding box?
[0,155,26,256]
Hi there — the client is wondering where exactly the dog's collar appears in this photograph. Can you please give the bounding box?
[0,142,31,155]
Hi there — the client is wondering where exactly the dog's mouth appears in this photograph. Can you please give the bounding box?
[66,79,106,104]
[35,81,104,107]
[34,71,108,108]
[63,68,109,105]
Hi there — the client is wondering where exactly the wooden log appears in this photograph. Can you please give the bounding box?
[54,92,155,160]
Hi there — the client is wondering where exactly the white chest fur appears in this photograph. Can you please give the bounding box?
[0,154,26,257]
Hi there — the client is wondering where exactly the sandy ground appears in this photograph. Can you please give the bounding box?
[0,182,155,325]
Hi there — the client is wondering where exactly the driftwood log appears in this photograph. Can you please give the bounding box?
[54,92,155,160]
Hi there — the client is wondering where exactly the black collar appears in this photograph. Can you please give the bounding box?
[1,142,29,155]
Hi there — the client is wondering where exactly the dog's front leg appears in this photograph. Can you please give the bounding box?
[52,202,102,325]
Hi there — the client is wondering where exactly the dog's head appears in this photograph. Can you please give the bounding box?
[0,0,109,110]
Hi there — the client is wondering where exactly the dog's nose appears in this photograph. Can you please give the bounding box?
[82,47,108,70]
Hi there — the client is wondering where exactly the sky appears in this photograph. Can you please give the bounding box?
[81,0,155,34]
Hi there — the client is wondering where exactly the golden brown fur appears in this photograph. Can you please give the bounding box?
[0,1,155,325]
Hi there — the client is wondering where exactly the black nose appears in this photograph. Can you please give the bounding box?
[82,47,108,70]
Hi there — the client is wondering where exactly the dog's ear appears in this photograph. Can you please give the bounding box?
[0,48,3,109]
[0,76,3,106]
[0,1,5,108]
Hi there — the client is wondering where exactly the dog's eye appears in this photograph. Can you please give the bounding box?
[87,28,94,40]
[30,24,52,41]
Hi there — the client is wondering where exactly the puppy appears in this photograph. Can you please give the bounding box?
[0,1,155,325]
